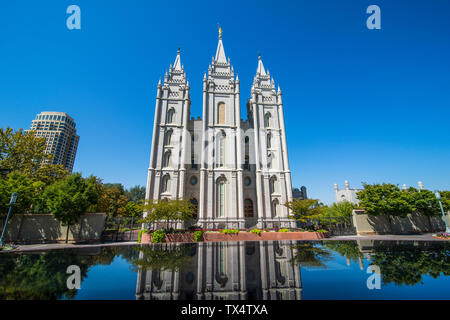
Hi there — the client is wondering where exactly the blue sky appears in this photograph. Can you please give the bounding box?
[1,0,449,204]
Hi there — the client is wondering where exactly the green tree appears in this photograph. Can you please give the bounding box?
[284,199,328,223]
[0,127,67,181]
[0,171,44,218]
[103,183,125,194]
[43,173,101,243]
[124,185,146,203]
[290,242,331,268]
[325,201,356,225]
[94,186,129,217]
[129,244,195,272]
[369,242,450,286]
[141,199,195,229]
[356,183,413,218]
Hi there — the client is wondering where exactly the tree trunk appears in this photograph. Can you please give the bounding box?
[427,215,432,232]
[65,223,70,244]
[387,215,392,234]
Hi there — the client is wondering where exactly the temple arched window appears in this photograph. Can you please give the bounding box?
[272,198,280,217]
[165,130,173,146]
[217,131,226,167]
[264,112,271,127]
[162,174,170,193]
[267,132,272,149]
[217,102,226,124]
[167,108,175,124]
[216,178,226,217]
[270,176,277,194]
[163,151,171,167]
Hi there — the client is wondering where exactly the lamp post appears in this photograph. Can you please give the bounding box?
[0,192,18,246]
[435,191,450,233]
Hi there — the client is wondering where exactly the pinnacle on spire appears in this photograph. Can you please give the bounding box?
[173,48,182,71]
[215,26,227,63]
[256,54,266,76]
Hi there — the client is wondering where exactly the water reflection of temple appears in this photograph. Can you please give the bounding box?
[135,241,302,300]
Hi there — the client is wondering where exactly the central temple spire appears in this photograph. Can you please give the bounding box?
[215,25,227,63]
[256,53,266,76]
[173,48,182,71]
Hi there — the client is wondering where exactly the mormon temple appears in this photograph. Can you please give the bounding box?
[145,29,294,229]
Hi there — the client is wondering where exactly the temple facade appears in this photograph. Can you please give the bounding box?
[145,30,294,228]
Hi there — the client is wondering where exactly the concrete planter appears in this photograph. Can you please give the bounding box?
[140,231,327,244]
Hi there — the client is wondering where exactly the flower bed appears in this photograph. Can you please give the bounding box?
[433,232,450,240]
[139,230,328,244]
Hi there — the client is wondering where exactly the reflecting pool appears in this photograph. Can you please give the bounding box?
[0,240,449,300]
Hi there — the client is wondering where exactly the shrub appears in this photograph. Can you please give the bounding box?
[152,230,166,243]
[120,227,130,233]
[137,229,148,243]
[193,230,204,242]
[316,229,328,233]
[219,229,239,234]
[278,228,290,232]
[250,228,262,236]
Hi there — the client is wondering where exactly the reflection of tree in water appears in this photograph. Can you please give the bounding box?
[290,242,331,268]
[129,244,195,272]
[370,242,450,286]
[0,246,139,300]
[323,241,363,263]
[0,250,92,300]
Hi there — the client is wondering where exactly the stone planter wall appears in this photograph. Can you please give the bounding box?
[139,231,327,244]
[352,210,450,235]
[3,213,106,243]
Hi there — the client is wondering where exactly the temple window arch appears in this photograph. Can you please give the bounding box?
[267,132,272,149]
[270,176,278,194]
[216,131,226,167]
[267,152,273,169]
[272,198,280,217]
[167,108,175,124]
[165,129,173,146]
[163,150,171,167]
[216,177,226,217]
[161,174,170,193]
[264,112,271,127]
[217,102,226,124]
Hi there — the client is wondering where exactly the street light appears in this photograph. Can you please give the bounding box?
[0,192,18,246]
[435,191,450,233]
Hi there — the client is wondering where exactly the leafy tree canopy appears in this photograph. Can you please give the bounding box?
[356,183,413,217]
[284,199,328,222]
[141,199,195,226]
[43,173,101,227]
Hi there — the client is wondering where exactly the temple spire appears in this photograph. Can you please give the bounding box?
[173,48,182,71]
[215,25,227,63]
[256,53,266,76]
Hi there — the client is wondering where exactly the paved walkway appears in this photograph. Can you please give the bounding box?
[1,233,447,253]
[1,241,139,253]
[328,233,445,241]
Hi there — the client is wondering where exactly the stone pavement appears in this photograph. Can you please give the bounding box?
[0,241,139,253]
[1,232,447,253]
[328,232,445,241]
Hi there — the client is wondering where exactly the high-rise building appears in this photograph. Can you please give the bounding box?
[145,30,295,229]
[27,111,79,172]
